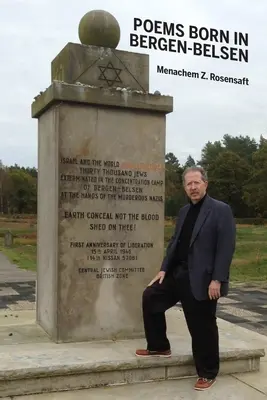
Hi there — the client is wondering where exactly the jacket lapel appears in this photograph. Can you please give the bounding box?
[189,195,212,247]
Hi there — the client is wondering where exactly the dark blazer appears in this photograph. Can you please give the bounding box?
[161,195,236,301]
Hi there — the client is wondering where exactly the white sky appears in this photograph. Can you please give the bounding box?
[1,0,267,167]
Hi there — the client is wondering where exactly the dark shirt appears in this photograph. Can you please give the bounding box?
[174,194,206,266]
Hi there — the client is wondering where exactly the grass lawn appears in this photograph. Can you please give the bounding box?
[231,226,267,282]
[0,217,37,271]
[0,236,36,271]
[165,221,267,282]
[0,217,267,283]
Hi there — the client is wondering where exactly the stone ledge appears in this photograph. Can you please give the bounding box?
[31,81,173,118]
[0,338,264,398]
[0,348,264,379]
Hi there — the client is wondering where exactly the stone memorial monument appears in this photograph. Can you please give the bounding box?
[32,10,173,343]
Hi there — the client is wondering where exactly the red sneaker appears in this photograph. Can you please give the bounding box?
[194,377,216,391]
[135,349,171,358]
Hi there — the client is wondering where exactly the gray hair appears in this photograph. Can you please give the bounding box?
[182,166,208,183]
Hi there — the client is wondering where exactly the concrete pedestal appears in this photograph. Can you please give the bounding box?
[0,309,265,398]
[32,79,172,342]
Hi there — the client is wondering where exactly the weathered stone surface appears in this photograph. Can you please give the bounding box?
[0,323,50,345]
[12,378,267,400]
[0,308,266,397]
[51,43,149,91]
[78,10,120,48]
[234,361,267,395]
[36,99,168,342]
[0,336,264,397]
[36,108,59,339]
[32,82,173,119]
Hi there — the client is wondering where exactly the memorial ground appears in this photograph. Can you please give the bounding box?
[0,215,267,336]
[1,222,267,399]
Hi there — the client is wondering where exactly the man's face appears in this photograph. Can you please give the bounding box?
[183,171,208,203]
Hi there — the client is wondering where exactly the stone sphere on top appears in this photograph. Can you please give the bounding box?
[78,10,121,49]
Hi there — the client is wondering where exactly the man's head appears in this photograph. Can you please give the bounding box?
[182,166,208,204]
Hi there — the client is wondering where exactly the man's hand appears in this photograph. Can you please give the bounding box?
[148,271,166,286]
[208,280,221,300]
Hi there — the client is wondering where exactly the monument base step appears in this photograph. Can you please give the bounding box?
[0,335,264,398]
[7,376,267,400]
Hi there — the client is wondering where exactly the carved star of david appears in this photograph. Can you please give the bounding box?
[98,62,122,87]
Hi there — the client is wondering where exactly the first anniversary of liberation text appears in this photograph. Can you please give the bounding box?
[157,65,249,86]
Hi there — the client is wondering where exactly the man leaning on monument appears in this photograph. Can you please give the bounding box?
[135,166,236,391]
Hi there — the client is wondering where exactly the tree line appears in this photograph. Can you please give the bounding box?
[165,134,267,220]
[0,162,37,214]
[0,134,267,219]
